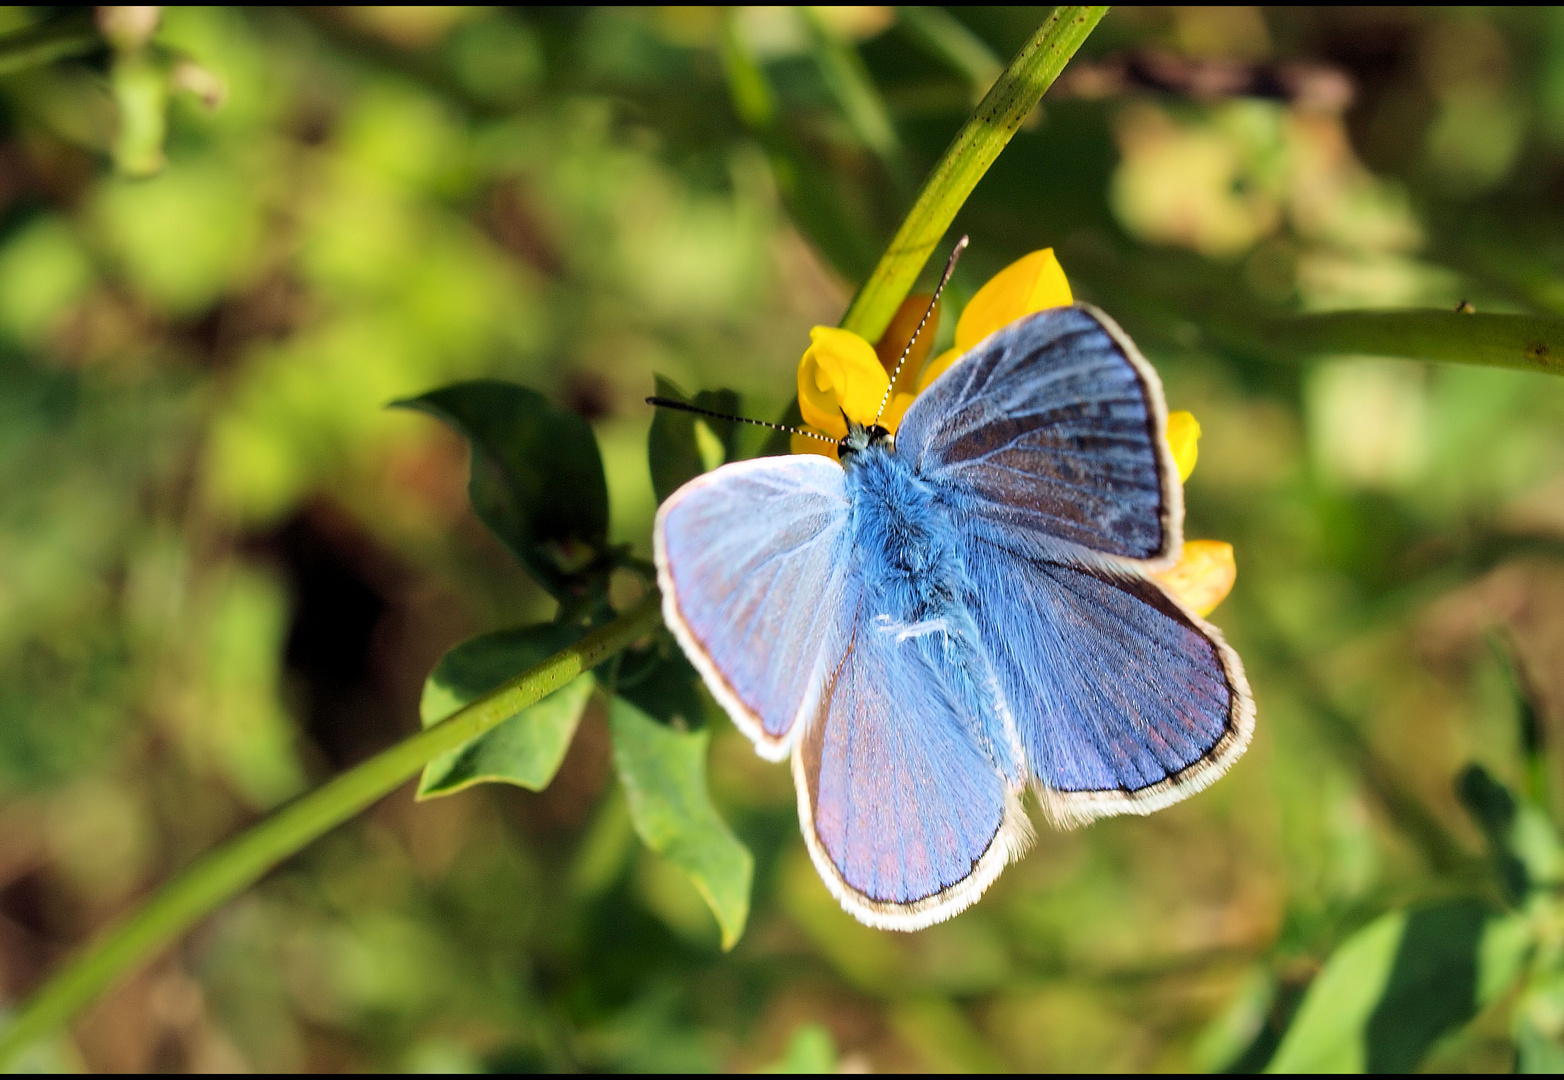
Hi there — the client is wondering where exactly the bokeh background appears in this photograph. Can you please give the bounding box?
[3,5,1564,1071]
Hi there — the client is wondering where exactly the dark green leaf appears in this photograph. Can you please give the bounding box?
[612,632,705,730]
[1457,763,1530,902]
[1266,901,1528,1072]
[608,696,752,949]
[396,381,608,599]
[417,623,594,799]
[1456,762,1564,902]
[761,396,806,458]
[647,375,741,504]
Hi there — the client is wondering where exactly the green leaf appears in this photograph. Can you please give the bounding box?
[1456,763,1564,902]
[759,1023,838,1074]
[396,381,609,599]
[612,633,705,731]
[647,375,740,505]
[608,696,752,950]
[1457,763,1531,902]
[897,6,1003,99]
[1266,901,1524,1073]
[0,12,99,77]
[416,623,595,799]
[1518,1017,1564,1073]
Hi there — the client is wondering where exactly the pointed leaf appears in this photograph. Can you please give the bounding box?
[1457,763,1564,901]
[396,381,608,598]
[1266,901,1522,1073]
[647,375,740,504]
[1457,763,1531,902]
[608,696,752,949]
[417,623,594,799]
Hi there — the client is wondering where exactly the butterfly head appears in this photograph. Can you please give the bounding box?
[838,420,892,461]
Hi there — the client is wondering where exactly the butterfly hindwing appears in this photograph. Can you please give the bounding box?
[655,455,853,759]
[960,521,1253,825]
[896,304,1181,566]
[793,581,1028,930]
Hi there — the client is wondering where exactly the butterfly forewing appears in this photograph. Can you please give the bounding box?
[654,455,853,759]
[896,304,1181,567]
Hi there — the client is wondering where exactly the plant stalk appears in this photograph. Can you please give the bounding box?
[838,5,1109,344]
[1257,310,1564,378]
[0,594,663,1065]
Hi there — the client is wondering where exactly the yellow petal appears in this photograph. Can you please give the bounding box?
[798,326,887,436]
[954,248,1074,354]
[916,347,960,394]
[1154,540,1235,617]
[875,292,941,400]
[1166,410,1201,483]
[882,391,917,433]
[791,428,839,459]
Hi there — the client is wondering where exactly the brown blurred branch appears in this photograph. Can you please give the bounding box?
[1053,50,1353,112]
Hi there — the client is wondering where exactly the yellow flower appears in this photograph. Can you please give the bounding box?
[1150,415,1235,615]
[790,249,1071,455]
[919,248,1074,392]
[797,326,887,440]
[785,247,1236,616]
[1166,410,1200,482]
[1155,540,1235,617]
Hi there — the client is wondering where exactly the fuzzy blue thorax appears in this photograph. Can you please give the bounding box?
[842,438,1023,783]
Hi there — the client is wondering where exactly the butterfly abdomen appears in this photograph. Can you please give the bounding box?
[844,445,962,623]
[843,445,1024,782]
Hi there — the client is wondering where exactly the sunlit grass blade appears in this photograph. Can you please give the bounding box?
[800,7,906,179]
[839,6,1109,344]
[897,6,1004,101]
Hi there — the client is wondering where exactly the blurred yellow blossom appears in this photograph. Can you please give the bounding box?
[918,248,1073,392]
[1155,540,1236,617]
[797,326,887,439]
[1167,410,1201,482]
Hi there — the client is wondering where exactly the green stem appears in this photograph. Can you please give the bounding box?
[1254,310,1564,378]
[0,595,663,1065]
[838,5,1109,343]
[0,13,99,77]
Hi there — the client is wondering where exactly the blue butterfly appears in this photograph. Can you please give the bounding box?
[653,303,1254,930]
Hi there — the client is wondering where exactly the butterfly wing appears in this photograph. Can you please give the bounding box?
[961,522,1253,825]
[654,455,852,759]
[896,304,1181,567]
[793,582,1029,930]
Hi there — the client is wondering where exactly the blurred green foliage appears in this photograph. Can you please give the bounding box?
[5,4,1564,1072]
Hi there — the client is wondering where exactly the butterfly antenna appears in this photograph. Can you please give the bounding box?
[645,397,837,444]
[874,234,968,425]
